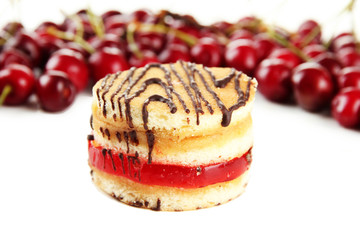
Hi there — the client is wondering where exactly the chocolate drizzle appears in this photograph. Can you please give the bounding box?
[96,61,254,164]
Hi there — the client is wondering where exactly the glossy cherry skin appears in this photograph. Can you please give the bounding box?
[292,62,334,112]
[313,52,342,87]
[268,48,302,68]
[210,21,232,34]
[89,47,129,82]
[225,39,258,75]
[104,14,128,36]
[331,87,360,128]
[89,33,125,52]
[255,58,293,103]
[129,50,159,68]
[337,67,360,89]
[229,29,254,41]
[0,64,35,105]
[331,35,357,52]
[295,19,321,46]
[61,42,89,59]
[190,37,222,67]
[254,33,278,61]
[5,32,42,67]
[36,70,76,112]
[336,48,360,67]
[158,43,191,63]
[302,44,326,59]
[0,48,32,68]
[135,32,166,54]
[101,10,122,22]
[45,49,89,92]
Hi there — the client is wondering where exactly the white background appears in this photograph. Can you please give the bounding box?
[0,0,359,239]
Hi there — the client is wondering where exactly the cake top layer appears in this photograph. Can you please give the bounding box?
[92,61,257,131]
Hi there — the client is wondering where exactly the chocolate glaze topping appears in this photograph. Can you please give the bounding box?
[95,61,253,163]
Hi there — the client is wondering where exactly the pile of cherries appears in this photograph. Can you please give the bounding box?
[0,9,359,129]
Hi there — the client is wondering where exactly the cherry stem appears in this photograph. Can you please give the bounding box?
[126,22,143,59]
[266,26,310,61]
[299,25,321,48]
[46,26,95,54]
[0,85,12,106]
[86,8,105,38]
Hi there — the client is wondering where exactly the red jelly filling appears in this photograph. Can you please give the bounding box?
[88,139,251,188]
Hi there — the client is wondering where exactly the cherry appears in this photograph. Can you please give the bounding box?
[268,48,302,68]
[5,32,42,67]
[0,64,35,105]
[129,50,159,68]
[36,70,76,112]
[229,29,254,41]
[190,37,222,67]
[292,62,334,112]
[224,39,258,75]
[337,67,360,89]
[45,49,89,92]
[158,43,191,63]
[0,49,32,68]
[295,19,321,46]
[101,10,122,22]
[35,32,64,66]
[104,14,128,36]
[130,9,154,22]
[255,58,292,103]
[89,47,129,82]
[34,21,61,35]
[237,16,260,32]
[336,48,360,67]
[331,35,357,52]
[61,42,89,59]
[254,33,278,61]
[302,44,326,59]
[89,33,125,51]
[210,21,232,34]
[331,87,360,128]
[134,32,166,54]
[313,52,342,85]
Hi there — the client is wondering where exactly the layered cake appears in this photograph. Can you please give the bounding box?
[88,60,257,211]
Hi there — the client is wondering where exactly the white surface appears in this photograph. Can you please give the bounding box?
[0,0,360,239]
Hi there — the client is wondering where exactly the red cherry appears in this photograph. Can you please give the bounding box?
[268,48,302,68]
[104,15,129,36]
[229,29,254,41]
[255,58,292,103]
[135,32,166,54]
[89,33,125,51]
[296,19,321,42]
[190,37,222,67]
[0,64,35,105]
[61,42,89,59]
[336,48,360,67]
[331,35,356,52]
[210,21,232,34]
[337,67,360,89]
[0,48,32,68]
[330,32,353,50]
[5,32,42,67]
[130,9,154,23]
[237,16,260,32]
[129,50,159,68]
[254,33,278,61]
[89,47,129,82]
[225,39,258,75]
[302,44,326,59]
[292,62,334,112]
[331,87,360,128]
[45,49,89,92]
[36,71,77,112]
[158,43,191,63]
[101,10,122,22]
[313,52,342,85]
